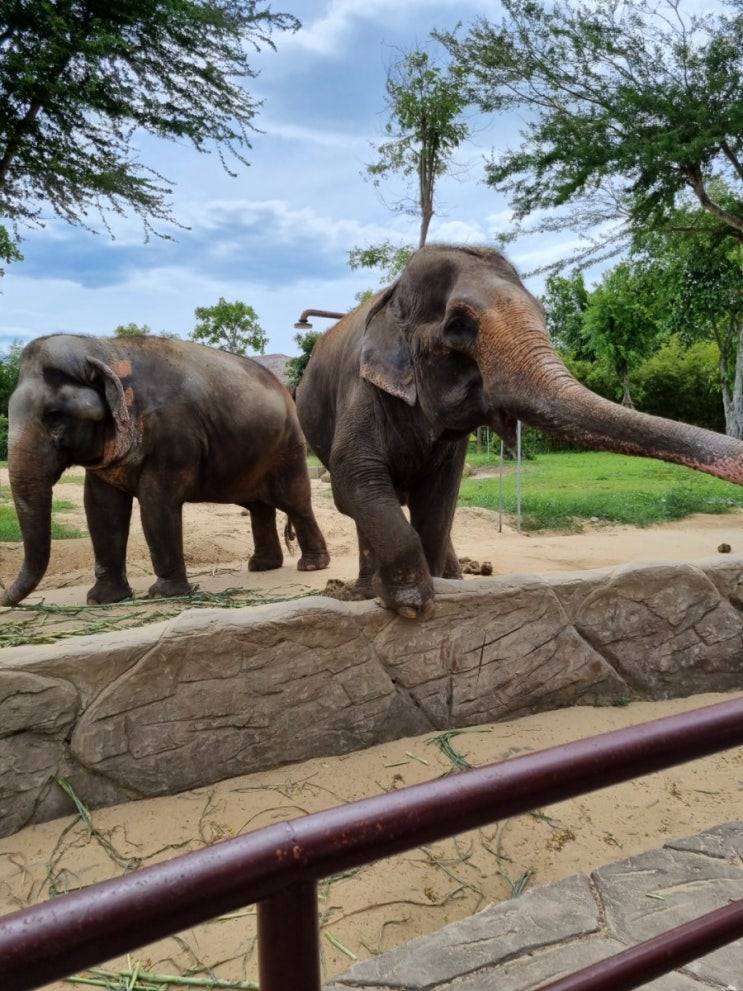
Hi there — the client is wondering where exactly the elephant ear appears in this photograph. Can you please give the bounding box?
[360,289,417,406]
[86,355,137,462]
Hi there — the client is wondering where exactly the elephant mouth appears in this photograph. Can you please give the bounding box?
[488,409,519,452]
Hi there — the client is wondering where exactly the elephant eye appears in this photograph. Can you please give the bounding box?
[443,311,478,348]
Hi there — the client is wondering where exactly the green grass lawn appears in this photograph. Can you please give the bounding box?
[458,450,743,532]
[1,453,742,542]
[0,499,85,541]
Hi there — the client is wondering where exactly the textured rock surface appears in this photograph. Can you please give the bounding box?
[325,822,743,990]
[1,559,742,838]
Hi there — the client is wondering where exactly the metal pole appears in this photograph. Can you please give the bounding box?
[516,420,522,533]
[257,881,321,991]
[537,898,743,991]
[498,439,504,532]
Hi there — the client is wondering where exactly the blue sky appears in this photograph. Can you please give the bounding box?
[0,0,595,356]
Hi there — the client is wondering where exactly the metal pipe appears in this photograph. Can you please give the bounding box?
[257,881,321,991]
[1,696,742,990]
[293,309,346,329]
[536,897,743,991]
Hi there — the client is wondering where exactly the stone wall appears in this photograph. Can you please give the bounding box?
[2,558,743,839]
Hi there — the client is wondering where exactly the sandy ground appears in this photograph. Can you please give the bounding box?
[1,468,742,988]
[3,466,743,637]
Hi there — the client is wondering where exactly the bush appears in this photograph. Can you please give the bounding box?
[633,336,723,431]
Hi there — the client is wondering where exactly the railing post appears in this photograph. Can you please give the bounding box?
[257,880,321,991]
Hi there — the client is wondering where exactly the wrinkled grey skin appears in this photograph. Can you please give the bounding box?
[2,334,330,606]
[296,243,743,620]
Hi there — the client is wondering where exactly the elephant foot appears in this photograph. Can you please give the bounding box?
[248,553,283,572]
[372,570,435,621]
[297,551,331,572]
[148,577,194,599]
[87,580,134,605]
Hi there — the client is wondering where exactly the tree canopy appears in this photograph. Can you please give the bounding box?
[284,329,323,393]
[439,0,743,266]
[190,297,268,355]
[630,201,743,436]
[366,48,470,248]
[0,1,299,264]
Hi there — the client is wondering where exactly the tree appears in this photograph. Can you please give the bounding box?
[633,336,724,432]
[439,0,743,267]
[0,339,23,455]
[190,298,267,355]
[114,322,152,337]
[581,263,666,408]
[0,1,299,266]
[347,240,414,301]
[631,200,743,436]
[284,329,323,394]
[366,48,470,248]
[0,339,22,410]
[542,271,590,359]
[0,224,21,274]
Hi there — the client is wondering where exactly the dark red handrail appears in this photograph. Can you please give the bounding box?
[1,696,741,991]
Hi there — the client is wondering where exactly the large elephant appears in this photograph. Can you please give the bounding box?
[2,334,330,606]
[296,243,743,620]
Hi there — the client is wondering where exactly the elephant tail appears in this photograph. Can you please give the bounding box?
[284,519,297,556]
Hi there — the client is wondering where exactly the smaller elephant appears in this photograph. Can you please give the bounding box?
[2,334,330,606]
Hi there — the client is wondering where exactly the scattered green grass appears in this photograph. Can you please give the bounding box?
[0,588,306,648]
[65,969,259,990]
[0,498,85,541]
[458,451,743,531]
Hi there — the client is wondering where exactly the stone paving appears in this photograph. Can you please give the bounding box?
[325,821,743,991]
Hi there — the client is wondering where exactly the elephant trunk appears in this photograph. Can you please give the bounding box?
[480,321,743,486]
[2,419,65,607]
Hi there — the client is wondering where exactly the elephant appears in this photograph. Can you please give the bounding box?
[1,334,330,606]
[295,242,743,620]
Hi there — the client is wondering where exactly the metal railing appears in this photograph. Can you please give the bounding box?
[1,696,742,991]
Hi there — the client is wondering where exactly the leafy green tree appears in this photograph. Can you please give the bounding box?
[114,322,152,337]
[633,336,724,432]
[0,340,22,412]
[632,201,743,435]
[0,1,299,265]
[347,240,414,301]
[439,0,743,266]
[0,224,21,274]
[349,47,469,294]
[284,330,323,394]
[581,262,664,408]
[542,271,591,359]
[367,48,470,247]
[190,297,267,355]
[0,340,23,455]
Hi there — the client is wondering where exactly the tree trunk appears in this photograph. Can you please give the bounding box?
[723,319,743,439]
[618,359,635,409]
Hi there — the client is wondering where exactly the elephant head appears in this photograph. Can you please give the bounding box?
[359,245,743,483]
[2,335,138,607]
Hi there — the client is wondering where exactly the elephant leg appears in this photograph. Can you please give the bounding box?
[84,473,134,604]
[137,490,192,598]
[271,464,330,572]
[353,525,377,598]
[246,502,284,571]
[331,471,434,620]
[408,442,467,581]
